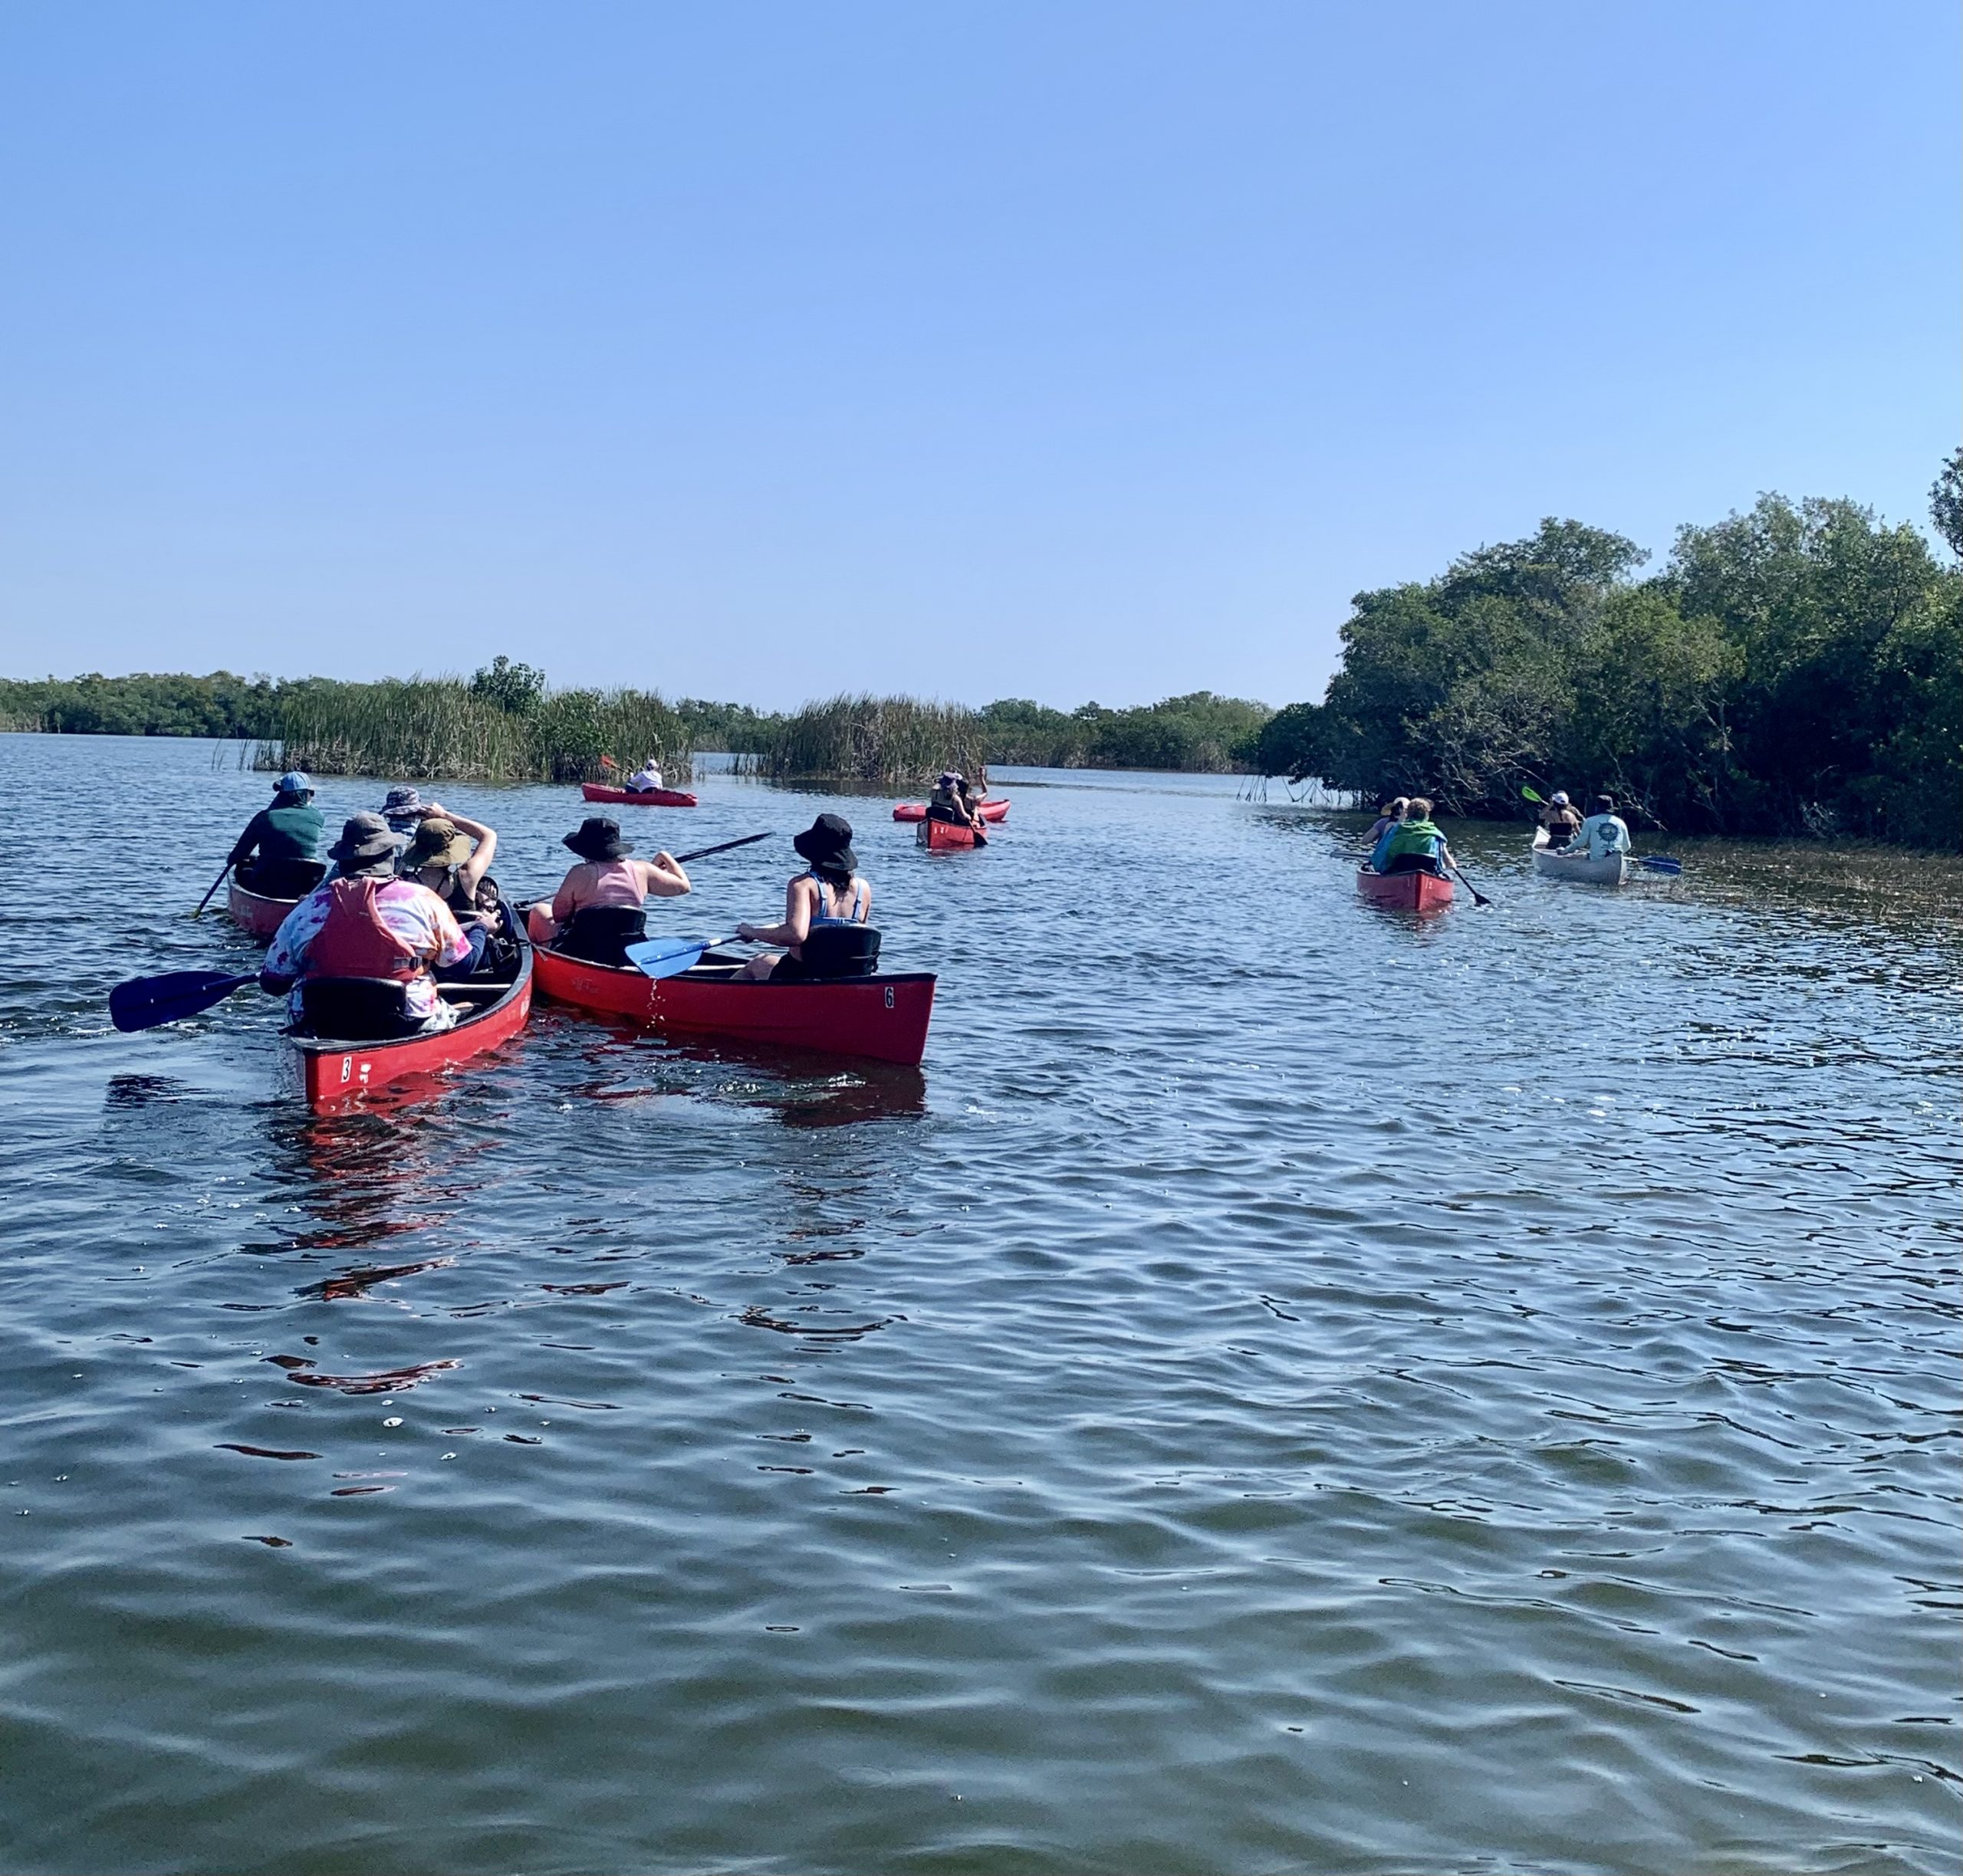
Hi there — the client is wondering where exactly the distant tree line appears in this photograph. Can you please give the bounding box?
[975,692,1271,771]
[1252,461,1963,849]
[0,663,1274,776]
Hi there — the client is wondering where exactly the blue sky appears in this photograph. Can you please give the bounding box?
[0,2,1954,710]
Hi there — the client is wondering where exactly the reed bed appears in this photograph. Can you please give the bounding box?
[255,677,691,784]
[741,693,988,787]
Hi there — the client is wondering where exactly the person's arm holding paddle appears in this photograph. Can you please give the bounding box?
[637,851,691,899]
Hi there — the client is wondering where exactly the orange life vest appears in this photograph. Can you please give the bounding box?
[305,878,424,981]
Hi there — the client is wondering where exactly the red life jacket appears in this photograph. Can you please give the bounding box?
[305,878,425,982]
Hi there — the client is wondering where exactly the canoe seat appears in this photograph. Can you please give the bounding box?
[296,976,418,1040]
[557,905,647,967]
[784,925,881,981]
[238,858,327,901]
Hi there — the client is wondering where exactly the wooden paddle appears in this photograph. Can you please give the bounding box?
[110,969,260,1033]
[192,859,232,917]
[1446,862,1491,908]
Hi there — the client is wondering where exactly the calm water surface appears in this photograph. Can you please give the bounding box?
[1,734,1957,1874]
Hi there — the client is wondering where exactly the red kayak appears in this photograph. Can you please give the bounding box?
[581,783,699,808]
[918,818,988,851]
[893,798,1008,823]
[1356,867,1454,913]
[534,945,935,1066]
[227,861,327,939]
[282,902,534,1109]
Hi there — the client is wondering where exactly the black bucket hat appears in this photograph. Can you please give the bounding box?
[327,811,405,869]
[564,816,633,862]
[792,813,857,872]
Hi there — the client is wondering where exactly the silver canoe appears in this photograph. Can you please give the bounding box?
[1531,826,1629,885]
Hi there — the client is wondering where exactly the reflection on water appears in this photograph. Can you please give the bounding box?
[0,733,1957,1876]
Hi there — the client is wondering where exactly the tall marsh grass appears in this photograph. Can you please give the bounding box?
[255,677,691,784]
[744,694,988,786]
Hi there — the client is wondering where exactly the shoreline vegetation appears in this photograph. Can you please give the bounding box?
[2,464,1955,845]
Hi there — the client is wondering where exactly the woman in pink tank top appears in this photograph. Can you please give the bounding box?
[526,816,690,946]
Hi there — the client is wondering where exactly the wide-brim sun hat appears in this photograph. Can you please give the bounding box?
[327,812,406,866]
[792,813,857,873]
[377,785,424,818]
[275,770,312,795]
[938,771,962,788]
[403,817,472,870]
[564,816,633,861]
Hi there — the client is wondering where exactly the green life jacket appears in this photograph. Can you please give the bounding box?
[1383,817,1442,861]
[260,804,324,860]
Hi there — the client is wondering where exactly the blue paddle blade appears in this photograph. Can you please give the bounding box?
[624,935,713,981]
[1637,856,1683,875]
[109,970,258,1033]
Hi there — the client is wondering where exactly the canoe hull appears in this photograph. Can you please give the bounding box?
[1531,828,1628,885]
[282,904,534,1111]
[580,783,699,807]
[226,862,327,940]
[534,946,936,1066]
[918,818,984,850]
[1356,868,1455,912]
[893,799,1008,823]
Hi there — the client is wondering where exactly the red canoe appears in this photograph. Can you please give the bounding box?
[893,798,1008,823]
[580,783,699,808]
[227,861,327,940]
[917,817,989,851]
[1356,867,1455,912]
[282,903,534,1110]
[533,945,935,1066]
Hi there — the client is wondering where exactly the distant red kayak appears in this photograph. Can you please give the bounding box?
[581,783,699,808]
[534,945,935,1066]
[1356,867,1454,912]
[893,798,1008,823]
[918,818,988,851]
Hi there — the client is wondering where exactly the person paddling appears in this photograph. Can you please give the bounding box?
[1371,797,1458,876]
[528,816,691,960]
[735,814,876,981]
[624,756,665,794]
[260,813,475,1033]
[1575,793,1633,862]
[227,771,324,897]
[926,771,987,839]
[1538,791,1583,849]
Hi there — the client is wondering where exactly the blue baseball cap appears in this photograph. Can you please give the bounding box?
[275,770,312,794]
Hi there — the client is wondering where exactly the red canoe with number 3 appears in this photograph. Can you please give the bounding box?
[534,945,935,1066]
[1356,867,1455,912]
[282,902,534,1110]
[580,783,699,807]
[892,798,1008,823]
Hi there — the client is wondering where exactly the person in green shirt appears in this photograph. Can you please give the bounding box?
[1370,795,1459,877]
[228,771,326,898]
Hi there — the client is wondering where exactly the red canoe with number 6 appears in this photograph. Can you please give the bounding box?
[1355,867,1454,912]
[892,798,1008,823]
[534,945,935,1066]
[281,901,534,1110]
[580,783,699,807]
